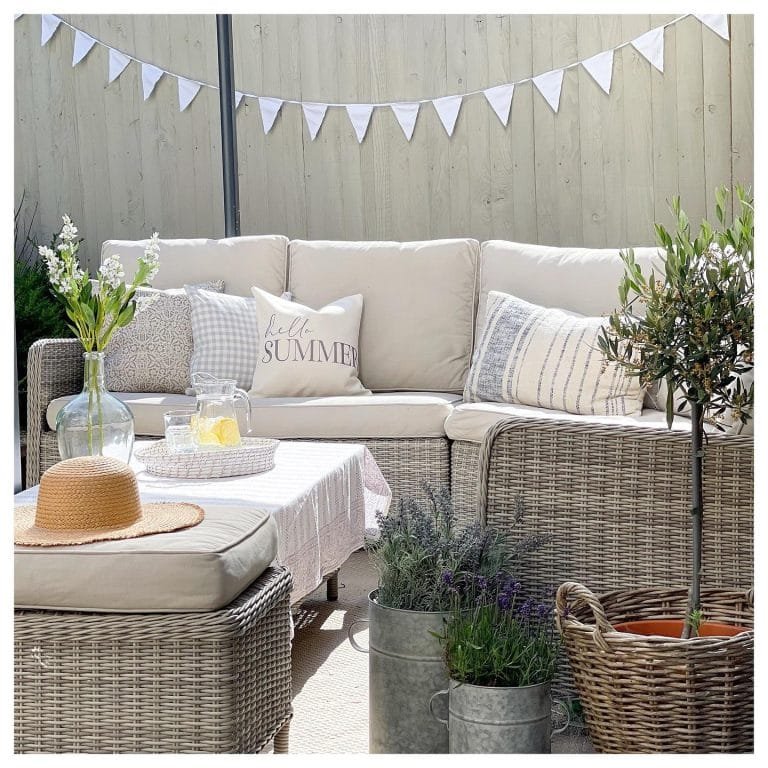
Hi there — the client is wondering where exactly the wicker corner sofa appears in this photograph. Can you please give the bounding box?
[26,236,754,595]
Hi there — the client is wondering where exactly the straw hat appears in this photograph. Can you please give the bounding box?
[15,456,204,546]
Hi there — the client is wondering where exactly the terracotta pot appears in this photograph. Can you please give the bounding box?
[613,619,747,638]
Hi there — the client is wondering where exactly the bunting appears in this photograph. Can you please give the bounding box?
[532,69,565,113]
[258,97,283,132]
[178,77,202,111]
[390,103,419,140]
[346,104,375,143]
[484,84,514,126]
[302,103,328,141]
[72,30,96,66]
[27,13,730,142]
[631,27,665,73]
[581,50,613,95]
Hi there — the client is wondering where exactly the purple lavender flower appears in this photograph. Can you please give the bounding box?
[441,570,454,586]
[517,598,534,619]
[498,592,512,611]
[476,576,488,592]
[537,603,552,619]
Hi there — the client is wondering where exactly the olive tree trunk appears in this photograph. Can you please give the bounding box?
[682,400,704,639]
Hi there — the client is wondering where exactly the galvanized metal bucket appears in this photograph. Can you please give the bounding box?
[429,679,568,753]
[348,590,450,753]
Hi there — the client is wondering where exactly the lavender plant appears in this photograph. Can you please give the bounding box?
[367,486,539,612]
[440,582,559,687]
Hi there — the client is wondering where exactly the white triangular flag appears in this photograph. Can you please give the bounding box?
[695,14,729,41]
[258,97,283,133]
[582,49,614,95]
[302,102,328,141]
[432,95,462,137]
[631,27,664,73]
[72,30,96,66]
[41,14,61,46]
[390,103,419,141]
[178,77,202,112]
[346,104,374,143]
[142,63,164,101]
[108,48,131,83]
[483,84,514,126]
[532,68,565,113]
[235,91,245,109]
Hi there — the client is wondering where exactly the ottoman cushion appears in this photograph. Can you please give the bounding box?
[14,505,278,613]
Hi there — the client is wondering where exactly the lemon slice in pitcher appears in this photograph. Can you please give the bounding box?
[212,417,241,447]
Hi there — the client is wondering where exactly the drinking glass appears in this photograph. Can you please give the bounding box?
[163,410,198,454]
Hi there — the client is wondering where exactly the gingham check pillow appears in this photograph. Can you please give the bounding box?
[186,285,260,390]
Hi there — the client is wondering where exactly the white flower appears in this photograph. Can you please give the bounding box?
[98,254,125,291]
[60,214,78,243]
[138,231,161,282]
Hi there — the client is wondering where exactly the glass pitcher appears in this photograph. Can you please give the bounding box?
[191,372,252,448]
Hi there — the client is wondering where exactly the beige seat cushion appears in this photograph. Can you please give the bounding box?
[445,401,700,444]
[102,235,288,297]
[288,239,479,392]
[48,392,461,439]
[14,505,278,613]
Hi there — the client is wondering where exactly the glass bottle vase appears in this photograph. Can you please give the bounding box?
[56,351,135,462]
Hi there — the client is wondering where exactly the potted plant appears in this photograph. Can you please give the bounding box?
[348,486,527,754]
[430,578,562,753]
[555,186,754,752]
[39,216,160,462]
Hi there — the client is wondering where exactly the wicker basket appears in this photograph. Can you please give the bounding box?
[555,582,754,753]
[136,438,278,479]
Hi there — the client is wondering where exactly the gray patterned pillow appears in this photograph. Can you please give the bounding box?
[105,282,223,393]
[186,285,260,390]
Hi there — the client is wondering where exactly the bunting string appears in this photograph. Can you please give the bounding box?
[22,13,730,143]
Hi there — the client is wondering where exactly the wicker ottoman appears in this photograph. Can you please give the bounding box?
[14,566,293,754]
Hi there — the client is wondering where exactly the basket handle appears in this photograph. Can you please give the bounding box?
[555,581,614,651]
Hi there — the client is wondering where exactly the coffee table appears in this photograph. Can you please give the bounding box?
[16,440,391,606]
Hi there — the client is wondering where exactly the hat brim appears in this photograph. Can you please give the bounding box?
[14,502,205,547]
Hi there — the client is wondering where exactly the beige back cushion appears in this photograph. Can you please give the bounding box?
[101,235,288,296]
[288,239,479,392]
[478,241,664,326]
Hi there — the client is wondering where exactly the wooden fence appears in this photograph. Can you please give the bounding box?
[14,14,753,270]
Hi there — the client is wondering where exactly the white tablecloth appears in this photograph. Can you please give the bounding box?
[15,441,390,604]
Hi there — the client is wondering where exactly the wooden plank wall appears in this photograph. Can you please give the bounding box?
[14,14,754,271]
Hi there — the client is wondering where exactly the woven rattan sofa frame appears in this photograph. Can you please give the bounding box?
[25,338,449,511]
[470,415,753,595]
[15,566,293,754]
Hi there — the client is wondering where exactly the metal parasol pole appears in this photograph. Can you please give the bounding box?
[216,14,240,236]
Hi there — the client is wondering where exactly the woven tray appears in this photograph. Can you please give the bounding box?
[136,438,279,479]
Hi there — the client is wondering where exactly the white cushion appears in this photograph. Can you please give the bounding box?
[465,291,645,417]
[249,287,368,397]
[288,239,479,392]
[48,392,461,439]
[445,401,710,444]
[101,235,288,297]
[478,241,663,328]
[14,505,278,613]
